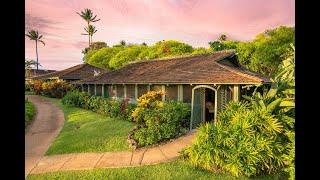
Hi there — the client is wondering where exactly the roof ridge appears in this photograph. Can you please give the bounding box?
[214,61,264,82]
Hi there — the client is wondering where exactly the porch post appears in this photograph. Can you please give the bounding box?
[94,84,97,96]
[177,85,183,101]
[135,84,138,100]
[87,84,90,94]
[161,85,165,101]
[147,84,150,91]
[81,84,84,92]
[102,84,105,97]
[190,87,195,131]
[233,85,240,102]
[114,85,117,99]
[124,84,127,99]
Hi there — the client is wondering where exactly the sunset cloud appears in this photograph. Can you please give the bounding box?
[25,0,295,70]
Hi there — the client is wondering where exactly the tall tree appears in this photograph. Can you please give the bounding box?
[82,25,98,45]
[25,30,45,70]
[119,40,126,46]
[77,8,100,46]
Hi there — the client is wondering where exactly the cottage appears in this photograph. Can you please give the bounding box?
[31,63,108,82]
[73,50,270,129]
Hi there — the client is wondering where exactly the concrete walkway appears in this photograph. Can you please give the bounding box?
[29,131,196,174]
[25,95,65,177]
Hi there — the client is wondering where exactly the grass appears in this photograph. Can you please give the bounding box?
[25,98,35,128]
[42,97,135,155]
[26,159,286,180]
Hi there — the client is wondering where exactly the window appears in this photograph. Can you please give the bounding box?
[116,85,124,98]
[83,84,88,92]
[183,85,192,103]
[96,85,102,96]
[138,85,148,98]
[165,85,178,101]
[126,85,135,99]
[150,85,162,91]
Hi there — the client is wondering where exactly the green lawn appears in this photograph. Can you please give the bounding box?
[43,97,135,155]
[27,160,285,180]
[25,98,36,128]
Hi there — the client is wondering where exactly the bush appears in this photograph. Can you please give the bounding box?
[183,101,286,177]
[131,91,190,147]
[25,99,35,128]
[28,79,73,98]
[61,90,136,121]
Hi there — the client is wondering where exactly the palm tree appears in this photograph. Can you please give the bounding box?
[81,25,97,46]
[77,9,100,46]
[218,34,227,41]
[25,59,41,77]
[26,30,45,70]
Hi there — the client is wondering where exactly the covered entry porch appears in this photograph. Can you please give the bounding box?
[189,84,240,130]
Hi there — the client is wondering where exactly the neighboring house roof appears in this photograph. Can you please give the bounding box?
[31,63,108,80]
[74,50,271,85]
[26,69,56,78]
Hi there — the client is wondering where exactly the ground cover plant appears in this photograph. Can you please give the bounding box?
[25,98,36,128]
[43,97,134,155]
[130,91,190,148]
[26,159,286,180]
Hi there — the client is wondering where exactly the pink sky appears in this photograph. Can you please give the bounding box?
[25,0,295,70]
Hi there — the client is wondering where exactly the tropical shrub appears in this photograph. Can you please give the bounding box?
[130,91,190,147]
[27,79,73,98]
[183,101,286,177]
[25,99,35,128]
[61,90,136,121]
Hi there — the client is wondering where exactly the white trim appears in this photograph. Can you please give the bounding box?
[190,85,218,130]
[178,85,183,101]
[135,84,138,100]
[161,85,165,101]
[233,85,240,102]
[124,85,127,98]
[102,84,105,97]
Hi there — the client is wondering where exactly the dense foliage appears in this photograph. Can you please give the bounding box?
[27,79,73,98]
[130,91,190,147]
[61,90,136,121]
[211,26,294,76]
[183,44,295,178]
[84,40,211,70]
[25,99,36,128]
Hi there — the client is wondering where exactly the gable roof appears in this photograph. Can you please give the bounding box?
[31,63,108,80]
[26,69,56,78]
[74,50,271,85]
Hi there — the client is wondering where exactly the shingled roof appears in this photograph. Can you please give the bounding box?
[74,50,271,85]
[31,63,108,80]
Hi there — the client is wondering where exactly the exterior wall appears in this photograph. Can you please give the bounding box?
[126,85,136,99]
[116,85,124,99]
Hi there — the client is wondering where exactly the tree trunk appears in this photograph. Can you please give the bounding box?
[35,40,39,70]
[87,21,90,47]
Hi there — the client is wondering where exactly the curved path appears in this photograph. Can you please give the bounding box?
[26,95,197,175]
[25,95,65,177]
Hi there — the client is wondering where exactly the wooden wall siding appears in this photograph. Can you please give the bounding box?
[89,84,95,95]
[138,85,148,98]
[183,85,192,103]
[217,85,229,112]
[126,85,135,99]
[96,85,103,96]
[165,85,178,101]
[116,85,124,98]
